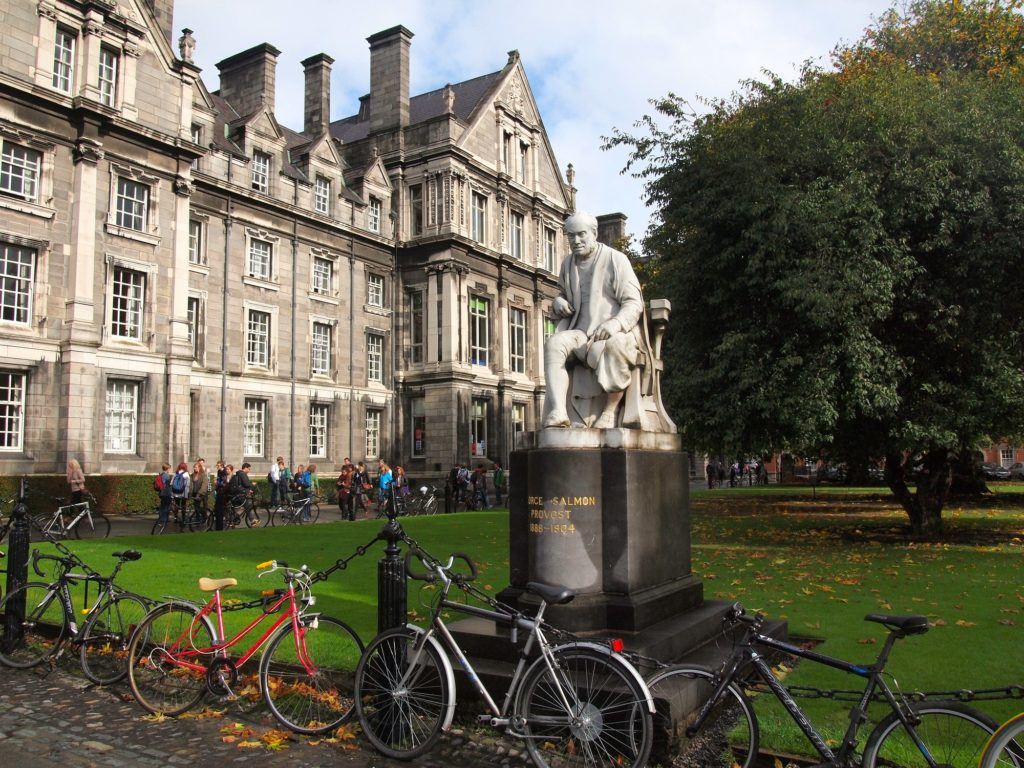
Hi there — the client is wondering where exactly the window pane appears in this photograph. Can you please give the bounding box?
[53,30,75,93]
[187,296,201,358]
[188,220,202,264]
[311,322,331,375]
[315,176,330,214]
[510,307,526,373]
[365,409,381,459]
[367,334,383,383]
[111,267,145,339]
[470,296,489,366]
[368,274,384,307]
[0,244,35,324]
[312,257,332,294]
[247,309,270,366]
[411,397,425,457]
[248,239,273,279]
[0,371,25,451]
[410,291,424,364]
[252,150,270,193]
[369,197,381,232]
[104,380,137,453]
[115,177,148,231]
[472,193,486,243]
[243,399,266,456]
[471,398,487,457]
[544,227,556,272]
[98,47,118,106]
[409,184,423,235]
[510,213,523,259]
[0,143,42,201]
[310,404,329,458]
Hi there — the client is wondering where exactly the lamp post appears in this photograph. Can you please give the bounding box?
[376,484,406,633]
[2,478,29,652]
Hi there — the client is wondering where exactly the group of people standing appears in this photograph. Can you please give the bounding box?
[333,457,410,521]
[447,462,506,511]
[705,459,769,489]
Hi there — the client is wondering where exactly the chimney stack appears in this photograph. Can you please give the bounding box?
[215,43,281,117]
[367,25,413,134]
[302,53,334,136]
[597,213,629,247]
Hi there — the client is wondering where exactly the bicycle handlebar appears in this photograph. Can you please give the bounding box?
[405,548,478,584]
[405,548,437,582]
[726,601,765,628]
[32,548,82,578]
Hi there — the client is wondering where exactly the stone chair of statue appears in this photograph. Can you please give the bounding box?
[567,299,677,433]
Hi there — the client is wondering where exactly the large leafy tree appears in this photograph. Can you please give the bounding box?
[607,0,1024,535]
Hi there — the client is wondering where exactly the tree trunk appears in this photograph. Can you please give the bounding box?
[886,449,951,539]
[949,447,990,496]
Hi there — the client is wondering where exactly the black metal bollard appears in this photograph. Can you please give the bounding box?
[376,487,407,633]
[2,478,30,653]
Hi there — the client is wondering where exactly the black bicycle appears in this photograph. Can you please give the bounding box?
[265,492,319,526]
[647,602,998,767]
[0,548,151,685]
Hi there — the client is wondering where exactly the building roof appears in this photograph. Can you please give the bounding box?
[329,70,504,143]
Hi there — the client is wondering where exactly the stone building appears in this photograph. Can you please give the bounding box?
[0,0,572,480]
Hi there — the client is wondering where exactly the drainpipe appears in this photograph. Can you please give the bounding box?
[219,159,234,460]
[348,239,355,460]
[290,180,299,465]
[390,211,399,461]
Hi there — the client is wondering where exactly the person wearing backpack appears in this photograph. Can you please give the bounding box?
[170,462,191,525]
[156,463,173,525]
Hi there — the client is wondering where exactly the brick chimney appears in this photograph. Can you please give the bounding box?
[367,25,413,134]
[302,53,334,136]
[216,43,281,117]
[597,213,629,247]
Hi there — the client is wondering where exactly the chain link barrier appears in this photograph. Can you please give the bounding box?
[741,680,1024,703]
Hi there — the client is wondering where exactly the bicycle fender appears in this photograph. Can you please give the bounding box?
[548,641,656,714]
[405,623,457,731]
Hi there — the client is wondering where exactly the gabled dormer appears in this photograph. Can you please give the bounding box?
[288,130,347,218]
[347,151,393,237]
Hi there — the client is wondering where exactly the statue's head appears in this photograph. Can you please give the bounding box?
[564,211,598,258]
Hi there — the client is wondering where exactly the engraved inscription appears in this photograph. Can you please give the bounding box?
[527,494,597,535]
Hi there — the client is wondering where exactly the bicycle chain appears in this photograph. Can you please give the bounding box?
[742,681,1024,703]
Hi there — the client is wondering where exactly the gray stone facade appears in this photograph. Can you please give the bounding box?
[0,1,570,482]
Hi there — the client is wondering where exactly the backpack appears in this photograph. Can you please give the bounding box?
[171,472,188,494]
[457,467,471,485]
[153,473,165,494]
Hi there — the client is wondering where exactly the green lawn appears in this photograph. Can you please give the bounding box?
[26,493,1024,759]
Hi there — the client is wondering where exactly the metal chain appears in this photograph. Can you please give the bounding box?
[310,533,382,584]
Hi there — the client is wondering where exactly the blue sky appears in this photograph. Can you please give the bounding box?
[175,0,893,242]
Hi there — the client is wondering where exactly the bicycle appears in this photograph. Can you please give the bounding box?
[979,713,1024,767]
[265,493,319,526]
[125,558,362,734]
[151,497,203,535]
[225,490,262,528]
[354,547,655,767]
[646,602,999,767]
[0,548,150,685]
[31,492,110,540]
[404,485,440,516]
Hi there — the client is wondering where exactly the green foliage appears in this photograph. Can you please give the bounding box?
[606,0,1024,531]
[0,475,160,516]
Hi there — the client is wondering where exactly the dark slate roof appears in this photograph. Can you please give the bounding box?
[208,92,244,157]
[330,70,504,143]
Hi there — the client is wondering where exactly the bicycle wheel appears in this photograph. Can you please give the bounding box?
[980,712,1024,768]
[0,581,67,668]
[151,518,167,535]
[73,512,111,539]
[516,646,654,768]
[423,496,438,515]
[644,664,757,768]
[80,592,150,685]
[260,614,363,734]
[244,504,262,528]
[307,503,320,523]
[355,626,451,759]
[127,602,214,716]
[862,701,999,768]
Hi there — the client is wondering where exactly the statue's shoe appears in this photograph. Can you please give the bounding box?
[593,412,617,429]
[543,413,571,428]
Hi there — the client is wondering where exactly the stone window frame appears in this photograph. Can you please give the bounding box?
[468,293,490,367]
[242,299,278,374]
[511,400,528,440]
[309,315,336,379]
[186,290,207,365]
[410,396,426,458]
[242,227,280,289]
[102,253,155,348]
[0,369,27,452]
[0,123,56,220]
[509,210,525,260]
[0,241,37,329]
[366,330,386,386]
[517,140,529,185]
[470,396,489,458]
[97,45,119,107]
[368,196,382,233]
[509,305,527,374]
[367,273,385,308]
[308,246,340,305]
[471,190,488,245]
[188,217,206,266]
[243,397,268,458]
[309,402,330,459]
[365,407,382,460]
[105,163,161,245]
[190,124,202,172]
[543,224,557,273]
[0,234,50,338]
[408,288,425,365]
[408,182,424,236]
[52,24,77,94]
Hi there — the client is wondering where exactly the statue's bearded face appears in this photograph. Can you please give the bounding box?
[566,224,597,258]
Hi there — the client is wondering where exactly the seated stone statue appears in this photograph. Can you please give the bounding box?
[543,212,675,433]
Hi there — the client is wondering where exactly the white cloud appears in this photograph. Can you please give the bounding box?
[174,0,890,243]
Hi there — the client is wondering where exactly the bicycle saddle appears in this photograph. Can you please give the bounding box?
[114,550,142,561]
[526,581,575,605]
[864,613,929,636]
[198,577,238,591]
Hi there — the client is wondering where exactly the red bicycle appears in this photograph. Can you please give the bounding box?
[125,559,362,734]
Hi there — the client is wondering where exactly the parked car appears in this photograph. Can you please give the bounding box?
[1009,462,1024,480]
[981,462,1011,481]
[867,466,885,484]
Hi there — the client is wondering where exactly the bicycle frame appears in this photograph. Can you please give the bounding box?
[696,626,938,766]
[161,584,316,675]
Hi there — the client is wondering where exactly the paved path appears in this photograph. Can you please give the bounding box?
[0,659,532,768]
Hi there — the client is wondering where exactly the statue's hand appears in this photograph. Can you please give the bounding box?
[591,318,621,342]
[552,297,573,318]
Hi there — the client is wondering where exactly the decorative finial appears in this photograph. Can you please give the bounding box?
[507,49,520,65]
[178,28,196,63]
[566,163,577,211]
[443,83,455,113]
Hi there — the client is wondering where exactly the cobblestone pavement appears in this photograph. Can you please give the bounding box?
[0,659,533,768]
